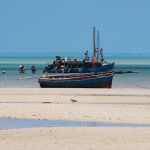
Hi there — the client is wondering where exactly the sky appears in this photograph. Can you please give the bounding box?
[0,0,150,56]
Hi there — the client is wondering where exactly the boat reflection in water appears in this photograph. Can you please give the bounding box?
[38,72,113,88]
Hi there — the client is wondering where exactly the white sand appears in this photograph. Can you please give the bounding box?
[0,88,150,150]
[1,127,150,150]
[0,88,150,123]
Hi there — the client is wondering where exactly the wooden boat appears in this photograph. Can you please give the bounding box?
[38,72,113,88]
[43,27,114,74]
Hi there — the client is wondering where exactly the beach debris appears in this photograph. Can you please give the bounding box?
[84,115,91,118]
[42,101,51,104]
[70,99,77,103]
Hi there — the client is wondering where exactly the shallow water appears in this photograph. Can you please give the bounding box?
[1,118,150,129]
[0,55,150,88]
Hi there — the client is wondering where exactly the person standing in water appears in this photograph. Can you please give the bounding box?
[31,65,36,74]
[19,65,26,74]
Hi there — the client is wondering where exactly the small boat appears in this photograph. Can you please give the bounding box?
[38,72,113,88]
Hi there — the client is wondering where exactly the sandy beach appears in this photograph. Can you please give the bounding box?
[0,88,150,149]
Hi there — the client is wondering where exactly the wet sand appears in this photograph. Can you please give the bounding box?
[0,88,150,149]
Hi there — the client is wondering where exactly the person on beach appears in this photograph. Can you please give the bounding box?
[31,65,36,74]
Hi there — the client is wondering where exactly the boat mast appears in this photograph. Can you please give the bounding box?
[93,27,96,57]
[96,30,100,62]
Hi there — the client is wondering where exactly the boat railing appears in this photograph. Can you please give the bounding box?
[39,71,113,79]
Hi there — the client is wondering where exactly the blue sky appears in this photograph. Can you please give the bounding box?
[0,0,150,56]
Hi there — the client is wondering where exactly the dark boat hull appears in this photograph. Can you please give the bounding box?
[38,73,113,88]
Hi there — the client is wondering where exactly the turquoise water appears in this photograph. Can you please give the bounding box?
[0,55,150,88]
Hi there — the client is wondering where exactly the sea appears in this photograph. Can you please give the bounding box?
[0,54,150,89]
